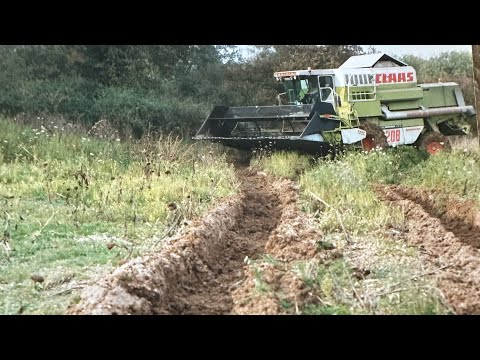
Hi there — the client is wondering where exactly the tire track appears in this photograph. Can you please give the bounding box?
[70,168,285,314]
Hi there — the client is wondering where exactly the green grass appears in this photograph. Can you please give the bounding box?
[251,142,479,315]
[0,117,238,314]
[251,151,313,179]
[299,149,418,235]
[291,238,448,315]
[401,149,480,202]
[302,304,351,315]
[2,120,476,315]
[254,143,480,235]
[253,266,272,294]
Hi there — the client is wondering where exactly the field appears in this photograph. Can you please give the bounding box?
[2,117,480,315]
[0,117,237,314]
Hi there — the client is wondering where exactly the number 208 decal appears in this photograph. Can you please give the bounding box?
[385,129,401,142]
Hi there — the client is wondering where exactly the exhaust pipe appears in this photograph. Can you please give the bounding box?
[381,105,476,120]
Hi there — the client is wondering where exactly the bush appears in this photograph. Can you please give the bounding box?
[94,87,210,137]
[18,77,100,123]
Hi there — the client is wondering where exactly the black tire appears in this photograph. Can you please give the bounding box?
[359,122,388,151]
[416,131,451,155]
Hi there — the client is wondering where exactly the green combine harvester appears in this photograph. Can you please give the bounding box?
[194,53,475,155]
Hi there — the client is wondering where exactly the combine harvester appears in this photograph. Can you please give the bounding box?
[194,53,475,155]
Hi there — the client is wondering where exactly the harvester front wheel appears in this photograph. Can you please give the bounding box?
[417,132,451,155]
[359,122,388,151]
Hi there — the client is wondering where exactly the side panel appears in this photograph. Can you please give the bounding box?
[352,101,382,117]
[387,100,421,111]
[341,128,367,144]
[377,118,424,128]
[420,84,459,108]
[377,87,424,102]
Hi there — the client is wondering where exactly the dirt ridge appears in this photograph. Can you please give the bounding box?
[377,185,480,314]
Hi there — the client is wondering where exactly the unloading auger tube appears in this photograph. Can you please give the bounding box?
[381,105,476,120]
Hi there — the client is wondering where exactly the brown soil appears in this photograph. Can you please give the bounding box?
[70,167,327,315]
[231,177,340,314]
[376,185,480,314]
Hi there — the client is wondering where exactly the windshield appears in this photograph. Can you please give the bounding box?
[283,76,320,104]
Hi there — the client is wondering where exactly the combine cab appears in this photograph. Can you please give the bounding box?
[194,53,475,155]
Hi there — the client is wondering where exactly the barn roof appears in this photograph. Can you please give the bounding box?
[339,53,408,69]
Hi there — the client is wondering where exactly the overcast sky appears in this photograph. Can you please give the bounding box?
[239,45,472,59]
[367,45,471,58]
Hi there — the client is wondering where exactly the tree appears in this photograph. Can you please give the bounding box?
[472,45,480,141]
